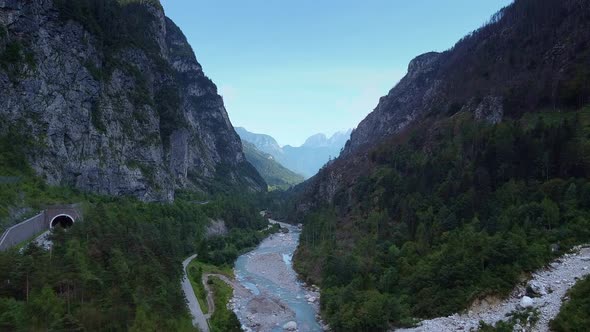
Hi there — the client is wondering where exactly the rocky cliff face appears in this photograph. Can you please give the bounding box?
[345,0,590,155]
[0,0,265,201]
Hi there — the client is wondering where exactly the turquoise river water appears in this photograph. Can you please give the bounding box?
[233,221,323,331]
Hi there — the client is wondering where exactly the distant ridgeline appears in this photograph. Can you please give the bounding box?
[241,141,304,190]
[289,0,590,330]
[236,127,352,179]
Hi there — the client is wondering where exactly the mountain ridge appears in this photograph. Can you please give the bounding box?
[241,141,304,190]
[235,127,351,178]
[344,0,590,156]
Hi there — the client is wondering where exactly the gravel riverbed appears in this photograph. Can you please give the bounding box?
[231,221,324,331]
[395,245,590,332]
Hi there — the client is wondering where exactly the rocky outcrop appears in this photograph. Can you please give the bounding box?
[0,0,265,200]
[345,0,590,155]
[345,52,443,153]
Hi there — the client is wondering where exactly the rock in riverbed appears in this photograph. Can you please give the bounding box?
[519,296,534,308]
[527,280,548,297]
[283,321,298,331]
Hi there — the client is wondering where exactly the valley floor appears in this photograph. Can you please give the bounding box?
[395,245,590,332]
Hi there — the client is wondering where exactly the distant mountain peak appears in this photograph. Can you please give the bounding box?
[302,133,329,148]
[234,127,283,156]
[235,127,351,178]
[302,130,352,148]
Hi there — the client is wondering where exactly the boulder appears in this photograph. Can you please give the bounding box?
[283,321,298,331]
[519,296,534,308]
[526,280,547,297]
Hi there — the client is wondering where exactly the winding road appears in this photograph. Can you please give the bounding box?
[181,254,209,332]
[182,255,249,331]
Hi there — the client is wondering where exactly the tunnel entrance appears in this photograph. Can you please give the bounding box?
[50,215,74,229]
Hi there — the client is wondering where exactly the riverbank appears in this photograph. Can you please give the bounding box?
[395,245,590,332]
[231,220,325,331]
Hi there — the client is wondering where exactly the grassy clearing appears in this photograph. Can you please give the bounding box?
[187,260,234,314]
[187,262,208,314]
[189,260,234,277]
[209,276,241,332]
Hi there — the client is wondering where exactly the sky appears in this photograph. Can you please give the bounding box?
[161,0,513,147]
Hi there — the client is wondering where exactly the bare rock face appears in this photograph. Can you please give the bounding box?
[346,52,443,153]
[0,0,265,200]
[468,96,504,125]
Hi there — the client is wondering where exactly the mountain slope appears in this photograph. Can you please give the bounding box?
[303,129,352,149]
[290,0,590,330]
[236,127,351,178]
[0,0,265,201]
[345,0,590,155]
[242,141,304,190]
[235,127,283,157]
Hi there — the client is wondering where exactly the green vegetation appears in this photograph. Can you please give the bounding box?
[551,275,590,331]
[0,123,272,330]
[0,128,83,229]
[187,258,235,314]
[208,277,241,332]
[479,308,540,331]
[295,109,590,331]
[189,260,233,278]
[0,192,268,331]
[53,0,162,54]
[242,141,304,190]
[187,261,209,314]
[0,40,35,79]
[53,0,189,140]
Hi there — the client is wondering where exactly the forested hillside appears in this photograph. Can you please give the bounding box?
[0,131,269,330]
[0,1,271,330]
[242,141,304,190]
[291,0,590,330]
[295,109,590,330]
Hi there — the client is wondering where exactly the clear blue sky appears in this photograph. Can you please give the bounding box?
[161,0,513,147]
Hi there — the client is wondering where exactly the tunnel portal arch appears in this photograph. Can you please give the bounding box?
[50,214,75,229]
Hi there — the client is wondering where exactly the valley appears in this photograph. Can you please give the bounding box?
[0,0,590,331]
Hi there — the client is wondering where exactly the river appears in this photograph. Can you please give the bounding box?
[231,220,323,331]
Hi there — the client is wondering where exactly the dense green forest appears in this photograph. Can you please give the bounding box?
[0,191,268,331]
[551,275,590,331]
[294,108,590,330]
[0,127,270,330]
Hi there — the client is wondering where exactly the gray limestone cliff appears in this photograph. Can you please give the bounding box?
[0,0,266,200]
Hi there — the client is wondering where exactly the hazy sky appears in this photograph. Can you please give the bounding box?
[161,0,513,146]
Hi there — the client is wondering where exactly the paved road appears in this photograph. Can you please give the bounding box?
[182,254,209,332]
